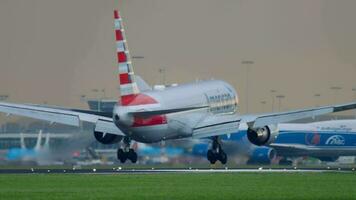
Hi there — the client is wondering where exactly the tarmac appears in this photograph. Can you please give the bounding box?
[0,167,355,174]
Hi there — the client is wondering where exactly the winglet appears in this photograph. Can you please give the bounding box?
[20,133,26,149]
[34,130,43,151]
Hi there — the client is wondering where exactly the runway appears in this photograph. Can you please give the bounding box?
[0,167,355,174]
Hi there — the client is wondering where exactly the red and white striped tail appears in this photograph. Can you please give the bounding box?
[114,10,140,106]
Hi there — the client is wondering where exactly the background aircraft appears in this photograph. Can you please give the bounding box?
[0,9,356,165]
[193,120,356,164]
[6,131,52,164]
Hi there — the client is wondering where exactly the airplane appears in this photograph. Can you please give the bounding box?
[192,120,356,164]
[6,131,51,164]
[0,9,356,164]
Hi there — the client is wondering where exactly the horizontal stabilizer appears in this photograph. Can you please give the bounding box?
[135,75,152,92]
[130,106,208,117]
[95,119,125,136]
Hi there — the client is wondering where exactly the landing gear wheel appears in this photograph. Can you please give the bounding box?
[207,136,228,165]
[207,150,217,164]
[128,149,138,163]
[279,159,292,166]
[218,151,227,165]
[117,149,127,163]
[117,137,138,163]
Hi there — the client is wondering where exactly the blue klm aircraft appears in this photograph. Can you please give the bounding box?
[6,131,50,162]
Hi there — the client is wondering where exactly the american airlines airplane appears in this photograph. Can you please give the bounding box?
[0,10,355,164]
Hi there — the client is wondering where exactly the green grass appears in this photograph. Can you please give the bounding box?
[0,173,355,200]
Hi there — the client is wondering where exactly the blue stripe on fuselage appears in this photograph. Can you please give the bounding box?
[221,130,356,147]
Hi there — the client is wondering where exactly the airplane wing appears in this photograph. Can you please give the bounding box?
[240,102,356,129]
[192,114,241,139]
[192,102,356,138]
[0,102,124,136]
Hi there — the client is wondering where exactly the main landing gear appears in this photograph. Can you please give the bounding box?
[117,137,138,163]
[207,136,227,164]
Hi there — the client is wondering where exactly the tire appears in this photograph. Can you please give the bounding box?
[218,151,227,165]
[279,159,292,166]
[117,149,127,163]
[128,149,138,163]
[207,150,217,164]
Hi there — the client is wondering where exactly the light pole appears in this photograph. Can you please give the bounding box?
[330,86,342,120]
[101,89,106,99]
[314,93,321,107]
[352,88,356,119]
[242,60,254,114]
[270,89,277,112]
[260,100,267,113]
[79,94,87,107]
[276,95,285,112]
[80,95,86,102]
[91,89,101,112]
[330,86,342,104]
[0,95,9,101]
[313,93,321,121]
[158,67,166,86]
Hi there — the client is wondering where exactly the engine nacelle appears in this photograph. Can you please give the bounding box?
[94,131,123,145]
[247,147,276,164]
[247,125,279,146]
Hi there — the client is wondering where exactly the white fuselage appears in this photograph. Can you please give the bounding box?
[114,80,239,143]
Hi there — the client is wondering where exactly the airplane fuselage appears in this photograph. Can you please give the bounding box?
[192,120,356,163]
[113,80,239,143]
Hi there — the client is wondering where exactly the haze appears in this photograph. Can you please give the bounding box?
[0,0,355,114]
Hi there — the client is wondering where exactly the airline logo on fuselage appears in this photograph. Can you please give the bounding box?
[325,135,345,145]
[206,92,236,114]
[305,132,320,145]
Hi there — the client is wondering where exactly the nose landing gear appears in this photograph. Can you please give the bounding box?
[207,136,227,164]
[117,137,138,163]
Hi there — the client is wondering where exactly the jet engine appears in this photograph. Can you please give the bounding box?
[247,147,276,164]
[247,125,279,146]
[94,131,123,145]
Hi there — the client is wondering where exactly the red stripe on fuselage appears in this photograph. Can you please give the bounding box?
[132,115,167,127]
[121,94,158,106]
[121,94,165,127]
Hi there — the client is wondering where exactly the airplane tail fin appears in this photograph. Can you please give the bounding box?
[34,130,43,151]
[114,10,140,106]
[43,133,50,149]
[20,133,26,149]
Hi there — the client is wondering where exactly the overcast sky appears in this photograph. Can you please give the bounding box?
[0,0,355,113]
